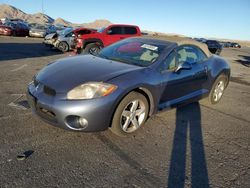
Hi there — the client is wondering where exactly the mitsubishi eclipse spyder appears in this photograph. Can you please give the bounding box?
[27,36,230,136]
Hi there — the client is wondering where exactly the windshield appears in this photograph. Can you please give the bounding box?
[97,27,106,33]
[98,39,166,67]
[59,28,73,35]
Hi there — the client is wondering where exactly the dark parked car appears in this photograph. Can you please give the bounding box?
[230,42,241,48]
[205,40,223,55]
[220,42,231,48]
[27,37,230,136]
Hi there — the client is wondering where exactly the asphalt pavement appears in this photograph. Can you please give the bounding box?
[0,36,249,188]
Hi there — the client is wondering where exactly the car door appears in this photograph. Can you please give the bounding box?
[15,23,21,35]
[19,23,26,36]
[158,45,209,109]
[104,26,124,46]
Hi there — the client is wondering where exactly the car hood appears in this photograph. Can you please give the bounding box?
[45,33,57,39]
[36,55,142,93]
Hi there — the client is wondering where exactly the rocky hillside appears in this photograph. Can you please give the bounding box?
[0,4,112,28]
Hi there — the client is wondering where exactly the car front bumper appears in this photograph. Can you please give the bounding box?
[43,39,56,46]
[27,82,116,132]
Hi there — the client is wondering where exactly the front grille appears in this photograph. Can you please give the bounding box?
[43,85,56,96]
[36,105,57,123]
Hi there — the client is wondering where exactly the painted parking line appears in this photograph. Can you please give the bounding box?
[8,94,30,110]
[10,64,27,72]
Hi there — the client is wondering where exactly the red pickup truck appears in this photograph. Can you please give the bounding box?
[75,24,141,55]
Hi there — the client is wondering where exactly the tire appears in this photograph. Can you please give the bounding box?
[12,31,16,36]
[84,43,101,55]
[110,92,149,137]
[58,41,69,52]
[208,74,228,104]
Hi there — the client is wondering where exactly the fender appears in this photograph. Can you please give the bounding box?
[82,38,104,49]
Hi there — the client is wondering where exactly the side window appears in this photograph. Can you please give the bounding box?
[23,24,28,29]
[65,32,73,37]
[195,47,207,62]
[108,27,122,35]
[17,23,22,29]
[124,27,137,34]
[78,30,91,35]
[176,47,187,63]
[176,46,207,64]
[160,50,177,71]
[182,46,199,64]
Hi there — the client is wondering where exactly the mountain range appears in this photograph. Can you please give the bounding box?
[0,4,112,28]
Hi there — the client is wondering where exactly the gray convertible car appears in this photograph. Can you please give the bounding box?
[27,37,230,136]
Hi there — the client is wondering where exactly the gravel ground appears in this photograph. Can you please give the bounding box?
[0,36,249,188]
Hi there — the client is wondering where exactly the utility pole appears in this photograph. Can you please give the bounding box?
[42,0,44,14]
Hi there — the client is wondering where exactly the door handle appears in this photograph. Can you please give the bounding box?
[204,66,208,75]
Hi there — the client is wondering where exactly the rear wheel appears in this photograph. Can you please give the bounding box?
[58,41,69,52]
[110,92,149,137]
[208,74,228,104]
[84,43,101,55]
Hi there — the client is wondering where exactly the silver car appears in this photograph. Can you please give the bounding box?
[44,27,73,51]
[29,24,56,38]
[44,27,95,52]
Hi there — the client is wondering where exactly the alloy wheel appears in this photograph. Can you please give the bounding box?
[213,80,225,102]
[120,99,146,133]
[89,47,100,55]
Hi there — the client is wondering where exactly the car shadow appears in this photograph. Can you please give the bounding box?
[236,55,250,67]
[0,42,62,61]
[167,102,209,188]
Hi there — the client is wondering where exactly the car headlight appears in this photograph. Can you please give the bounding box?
[67,82,117,100]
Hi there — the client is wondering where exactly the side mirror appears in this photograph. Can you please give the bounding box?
[72,33,75,37]
[107,30,112,34]
[175,61,192,72]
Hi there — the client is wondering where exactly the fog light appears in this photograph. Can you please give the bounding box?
[65,115,88,130]
[78,117,88,127]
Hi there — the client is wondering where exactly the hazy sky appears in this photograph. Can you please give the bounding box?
[1,0,250,40]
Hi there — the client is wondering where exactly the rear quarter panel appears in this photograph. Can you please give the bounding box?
[207,55,230,89]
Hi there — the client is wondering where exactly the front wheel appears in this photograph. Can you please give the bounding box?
[110,92,149,137]
[84,43,101,55]
[58,41,69,52]
[208,74,228,104]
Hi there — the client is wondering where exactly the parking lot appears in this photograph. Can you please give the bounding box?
[0,36,249,187]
